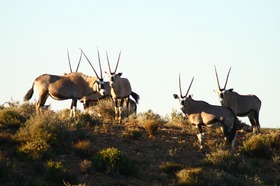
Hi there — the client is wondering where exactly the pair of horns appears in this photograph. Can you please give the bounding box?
[67,49,82,73]
[214,66,231,90]
[106,51,121,74]
[80,48,103,79]
[179,74,194,98]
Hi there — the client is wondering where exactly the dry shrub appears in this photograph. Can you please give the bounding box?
[138,110,166,136]
[144,119,159,136]
[73,140,94,158]
[80,159,92,173]
[176,167,203,185]
[122,128,142,140]
[17,102,36,119]
[204,149,246,174]
[0,109,26,128]
[88,98,115,120]
[241,134,274,158]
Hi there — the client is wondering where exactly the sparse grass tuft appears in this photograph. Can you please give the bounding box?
[159,161,184,174]
[122,128,142,140]
[144,119,159,136]
[175,167,203,185]
[73,140,95,158]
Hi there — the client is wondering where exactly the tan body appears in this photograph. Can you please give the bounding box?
[214,66,261,133]
[174,76,237,150]
[220,90,261,133]
[80,81,139,114]
[24,72,105,115]
[105,51,136,123]
[183,98,236,127]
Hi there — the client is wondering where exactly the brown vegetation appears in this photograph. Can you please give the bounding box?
[0,101,280,185]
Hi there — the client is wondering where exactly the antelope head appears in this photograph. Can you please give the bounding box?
[105,51,122,87]
[80,49,106,96]
[173,74,194,110]
[214,66,231,104]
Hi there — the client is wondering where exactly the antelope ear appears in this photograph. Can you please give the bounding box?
[213,89,220,94]
[173,94,179,99]
[117,72,122,76]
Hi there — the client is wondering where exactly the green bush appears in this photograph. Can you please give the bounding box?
[92,147,138,176]
[17,102,36,119]
[15,114,73,159]
[0,109,26,128]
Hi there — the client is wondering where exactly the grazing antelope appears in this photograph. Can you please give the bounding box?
[105,51,133,123]
[214,66,261,133]
[173,75,237,150]
[23,53,106,116]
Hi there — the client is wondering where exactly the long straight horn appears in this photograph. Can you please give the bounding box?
[75,50,82,72]
[214,66,221,90]
[97,49,102,77]
[80,49,100,78]
[67,49,73,73]
[106,51,112,73]
[185,77,194,97]
[224,67,232,89]
[114,51,121,73]
[179,74,183,97]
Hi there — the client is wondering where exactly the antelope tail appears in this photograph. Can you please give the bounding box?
[24,83,34,101]
[130,91,140,104]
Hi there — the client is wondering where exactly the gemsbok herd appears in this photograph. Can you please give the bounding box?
[24,49,261,151]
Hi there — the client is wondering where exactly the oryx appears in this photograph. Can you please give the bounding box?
[173,75,237,150]
[23,53,106,116]
[105,51,134,123]
[67,49,83,117]
[214,66,261,133]
[80,81,140,115]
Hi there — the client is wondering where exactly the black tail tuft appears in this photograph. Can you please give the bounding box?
[130,91,140,104]
[23,83,34,101]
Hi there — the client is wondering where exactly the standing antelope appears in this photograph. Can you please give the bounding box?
[80,81,140,114]
[105,51,133,123]
[23,53,106,116]
[214,66,261,133]
[67,49,83,117]
[173,75,237,150]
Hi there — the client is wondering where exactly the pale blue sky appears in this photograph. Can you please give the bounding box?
[1,1,279,128]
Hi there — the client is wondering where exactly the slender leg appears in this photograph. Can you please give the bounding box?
[70,99,77,117]
[37,91,49,114]
[114,99,119,121]
[118,99,124,123]
[254,111,261,133]
[196,124,204,149]
[248,112,259,134]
